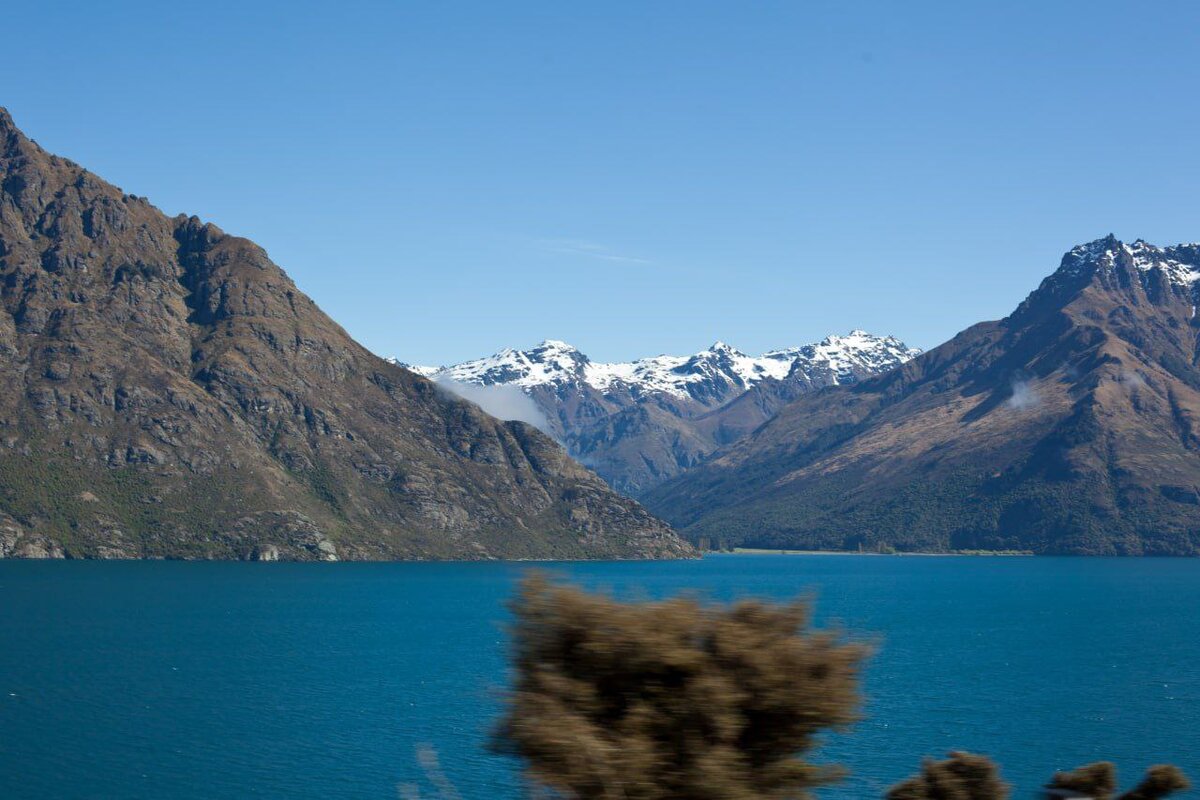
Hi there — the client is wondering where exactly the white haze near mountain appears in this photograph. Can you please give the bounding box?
[431,377,553,433]
[1006,378,1039,410]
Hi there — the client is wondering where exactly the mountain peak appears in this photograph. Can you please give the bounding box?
[0,107,34,158]
[0,107,692,561]
[1062,235,1121,266]
[1058,236,1200,287]
[643,236,1200,556]
[428,339,591,388]
[534,339,578,352]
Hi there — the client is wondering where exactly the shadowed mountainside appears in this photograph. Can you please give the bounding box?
[644,236,1200,555]
[0,108,692,561]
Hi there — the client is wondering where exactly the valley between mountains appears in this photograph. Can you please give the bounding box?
[2,106,1198,559]
[405,236,1200,556]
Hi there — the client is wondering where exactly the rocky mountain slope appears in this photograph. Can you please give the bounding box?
[643,236,1200,556]
[0,107,692,561]
[406,333,919,496]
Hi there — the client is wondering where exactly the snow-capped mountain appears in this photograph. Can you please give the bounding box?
[1057,237,1200,287]
[410,331,919,406]
[397,332,919,497]
[641,237,1200,555]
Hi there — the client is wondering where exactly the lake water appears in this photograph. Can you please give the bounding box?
[1,555,1197,798]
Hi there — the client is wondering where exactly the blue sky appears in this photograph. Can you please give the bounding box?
[3,1,1198,364]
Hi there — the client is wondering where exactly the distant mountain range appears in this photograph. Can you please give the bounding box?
[399,332,919,495]
[0,107,692,561]
[641,236,1200,556]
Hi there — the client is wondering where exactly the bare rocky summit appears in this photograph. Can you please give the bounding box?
[0,108,692,561]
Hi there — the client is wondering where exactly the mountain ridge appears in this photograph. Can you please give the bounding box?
[0,106,693,561]
[642,235,1200,555]
[401,333,919,495]
[403,331,919,403]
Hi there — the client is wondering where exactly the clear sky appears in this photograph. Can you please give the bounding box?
[2,1,1198,364]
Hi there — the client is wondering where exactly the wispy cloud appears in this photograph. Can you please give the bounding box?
[1006,377,1039,410]
[432,377,553,434]
[535,238,653,265]
[1118,369,1147,389]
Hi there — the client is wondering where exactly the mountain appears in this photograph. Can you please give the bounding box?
[0,107,692,561]
[407,333,919,496]
[642,236,1200,556]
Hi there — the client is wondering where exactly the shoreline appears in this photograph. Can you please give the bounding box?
[718,548,1035,557]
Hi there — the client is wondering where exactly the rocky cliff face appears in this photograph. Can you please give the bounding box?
[643,237,1200,556]
[0,108,692,560]
[409,333,918,496]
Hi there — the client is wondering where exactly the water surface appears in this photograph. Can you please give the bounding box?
[1,555,1197,798]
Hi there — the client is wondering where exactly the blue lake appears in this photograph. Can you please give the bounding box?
[0,555,1197,798]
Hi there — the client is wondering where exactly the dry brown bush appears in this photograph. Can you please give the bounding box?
[885,751,1009,799]
[492,574,868,800]
[492,575,1188,800]
[891,754,1189,800]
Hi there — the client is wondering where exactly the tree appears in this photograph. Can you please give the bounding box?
[491,574,868,800]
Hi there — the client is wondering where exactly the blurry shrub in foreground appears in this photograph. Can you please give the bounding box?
[492,574,868,800]
[492,575,1189,800]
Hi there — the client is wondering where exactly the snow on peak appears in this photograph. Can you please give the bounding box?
[427,339,590,388]
[406,332,920,401]
[1061,236,1200,287]
[536,339,576,352]
[795,331,922,382]
[385,358,439,377]
[1124,239,1200,286]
